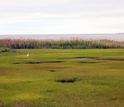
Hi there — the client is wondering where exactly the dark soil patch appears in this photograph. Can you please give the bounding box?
[109,97,118,101]
[13,62,21,64]
[79,61,99,64]
[79,61,98,63]
[14,61,64,64]
[49,70,56,72]
[27,61,63,64]
[56,77,79,83]
[75,57,98,59]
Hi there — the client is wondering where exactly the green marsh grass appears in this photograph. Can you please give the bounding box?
[0,49,124,107]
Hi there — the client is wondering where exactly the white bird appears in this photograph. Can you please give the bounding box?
[27,52,29,57]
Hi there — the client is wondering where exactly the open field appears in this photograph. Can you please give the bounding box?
[0,49,124,107]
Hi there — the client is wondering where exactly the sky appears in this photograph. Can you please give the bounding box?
[0,0,124,34]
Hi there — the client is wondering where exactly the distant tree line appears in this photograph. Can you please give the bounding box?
[0,39,124,49]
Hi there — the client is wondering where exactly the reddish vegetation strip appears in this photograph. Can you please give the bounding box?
[0,39,124,49]
[74,57,124,61]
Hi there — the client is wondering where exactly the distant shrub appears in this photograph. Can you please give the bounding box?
[0,47,10,52]
[0,39,124,49]
[0,45,15,53]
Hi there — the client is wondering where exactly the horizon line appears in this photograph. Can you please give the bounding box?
[0,32,124,35]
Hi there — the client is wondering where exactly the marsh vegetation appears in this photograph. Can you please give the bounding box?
[0,49,124,107]
[0,39,124,49]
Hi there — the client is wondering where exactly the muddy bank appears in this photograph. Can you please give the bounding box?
[66,57,124,61]
[14,61,64,64]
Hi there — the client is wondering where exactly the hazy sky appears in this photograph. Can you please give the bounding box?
[0,0,124,34]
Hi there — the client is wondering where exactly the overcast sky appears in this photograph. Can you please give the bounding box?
[0,0,124,34]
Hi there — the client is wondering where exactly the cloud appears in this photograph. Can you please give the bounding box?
[0,0,124,34]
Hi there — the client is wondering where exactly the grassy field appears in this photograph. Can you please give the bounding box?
[0,49,124,107]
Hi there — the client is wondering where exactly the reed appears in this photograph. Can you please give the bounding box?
[0,39,124,49]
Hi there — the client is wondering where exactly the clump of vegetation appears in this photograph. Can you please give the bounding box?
[0,39,124,49]
[0,47,11,53]
[0,45,15,53]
